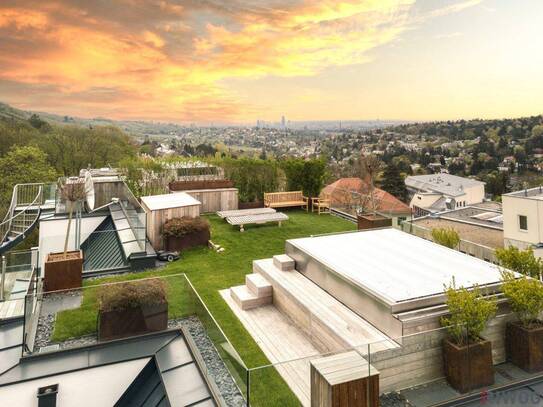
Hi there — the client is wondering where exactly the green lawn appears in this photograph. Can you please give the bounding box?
[53,210,356,406]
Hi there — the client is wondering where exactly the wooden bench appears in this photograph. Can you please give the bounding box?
[226,212,289,232]
[264,191,308,211]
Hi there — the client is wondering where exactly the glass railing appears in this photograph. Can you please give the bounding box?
[0,248,38,307]
[246,319,543,406]
[22,273,248,404]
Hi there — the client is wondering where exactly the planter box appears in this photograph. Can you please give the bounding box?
[443,338,494,393]
[506,321,543,373]
[239,201,264,209]
[357,214,392,230]
[44,250,83,292]
[165,229,210,251]
[98,302,168,341]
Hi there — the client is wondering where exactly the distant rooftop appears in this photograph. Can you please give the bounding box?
[437,205,503,230]
[504,186,543,200]
[405,173,485,197]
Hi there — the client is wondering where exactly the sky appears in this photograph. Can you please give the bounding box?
[0,0,542,124]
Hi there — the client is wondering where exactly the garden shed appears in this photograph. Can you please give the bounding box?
[141,192,201,250]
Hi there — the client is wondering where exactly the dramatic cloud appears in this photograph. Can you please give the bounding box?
[0,0,483,122]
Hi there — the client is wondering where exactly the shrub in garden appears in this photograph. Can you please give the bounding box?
[163,217,210,238]
[431,227,460,249]
[99,279,167,312]
[501,270,543,328]
[441,280,497,346]
[496,246,542,279]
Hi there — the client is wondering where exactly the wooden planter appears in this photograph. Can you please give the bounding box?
[44,250,83,292]
[98,301,168,341]
[165,229,210,251]
[506,321,543,373]
[443,338,494,393]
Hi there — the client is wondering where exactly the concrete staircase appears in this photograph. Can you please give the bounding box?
[230,273,273,310]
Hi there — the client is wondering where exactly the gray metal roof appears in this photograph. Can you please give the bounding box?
[406,174,484,197]
[0,328,219,407]
[82,216,128,273]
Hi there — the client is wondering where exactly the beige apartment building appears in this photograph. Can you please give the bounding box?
[502,186,543,257]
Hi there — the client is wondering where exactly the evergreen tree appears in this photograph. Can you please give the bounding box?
[380,163,408,202]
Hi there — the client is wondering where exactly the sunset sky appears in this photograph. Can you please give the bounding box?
[0,0,541,123]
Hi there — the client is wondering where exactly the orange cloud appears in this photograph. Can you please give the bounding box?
[0,0,481,122]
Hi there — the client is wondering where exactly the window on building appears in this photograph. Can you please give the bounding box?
[519,215,528,231]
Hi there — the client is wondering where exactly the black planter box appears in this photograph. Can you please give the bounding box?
[98,302,168,341]
[506,321,543,373]
[443,338,494,393]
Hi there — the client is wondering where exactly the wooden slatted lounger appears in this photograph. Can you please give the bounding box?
[216,207,276,219]
[226,212,289,232]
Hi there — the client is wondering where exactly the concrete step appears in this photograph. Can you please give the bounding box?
[273,254,295,271]
[230,285,272,310]
[246,273,272,297]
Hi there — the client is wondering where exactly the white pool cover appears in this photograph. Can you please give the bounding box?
[287,228,504,304]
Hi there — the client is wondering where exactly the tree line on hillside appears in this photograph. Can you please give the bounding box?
[0,114,137,213]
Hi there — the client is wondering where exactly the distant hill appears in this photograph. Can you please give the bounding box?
[0,101,188,137]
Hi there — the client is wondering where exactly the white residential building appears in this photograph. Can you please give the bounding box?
[502,186,543,257]
[405,173,485,216]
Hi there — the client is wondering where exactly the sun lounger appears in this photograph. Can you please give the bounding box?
[226,212,289,232]
[217,207,276,218]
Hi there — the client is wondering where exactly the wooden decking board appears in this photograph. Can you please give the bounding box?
[217,208,276,219]
[221,289,321,406]
[226,212,289,226]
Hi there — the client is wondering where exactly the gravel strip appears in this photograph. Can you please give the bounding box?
[169,316,246,407]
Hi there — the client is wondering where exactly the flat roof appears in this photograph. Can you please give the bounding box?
[504,186,543,200]
[410,217,504,249]
[406,174,484,197]
[287,229,503,305]
[141,192,201,210]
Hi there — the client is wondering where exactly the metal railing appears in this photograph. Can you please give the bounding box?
[0,183,45,250]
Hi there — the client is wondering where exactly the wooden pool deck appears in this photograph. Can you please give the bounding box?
[221,290,318,406]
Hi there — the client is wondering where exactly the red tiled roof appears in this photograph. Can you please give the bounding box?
[321,178,411,215]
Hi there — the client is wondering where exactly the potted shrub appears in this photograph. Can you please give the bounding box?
[502,270,543,372]
[44,178,85,292]
[441,280,497,393]
[163,217,210,251]
[98,279,168,341]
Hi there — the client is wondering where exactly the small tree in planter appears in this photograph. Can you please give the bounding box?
[441,280,497,393]
[502,270,543,372]
[163,217,210,251]
[44,178,86,291]
[98,279,168,341]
